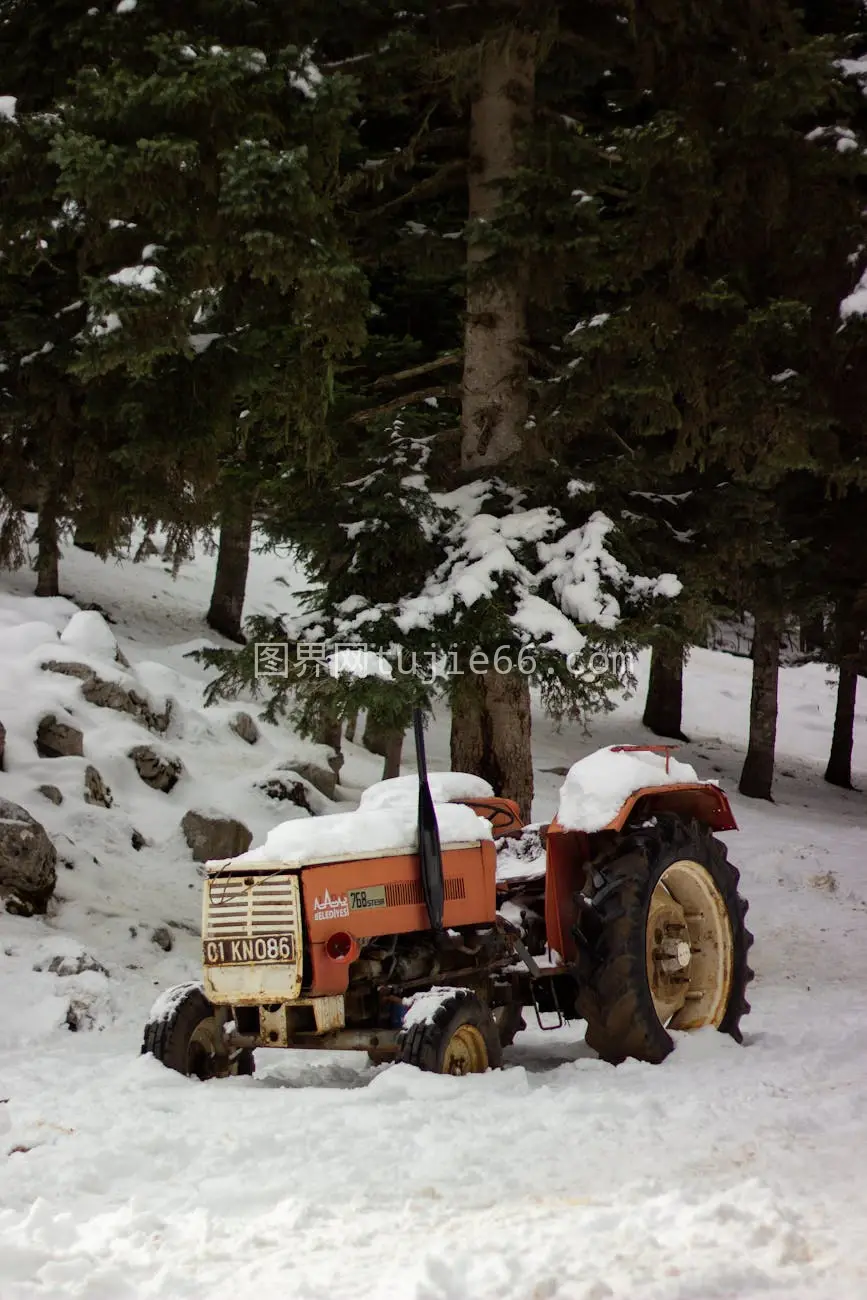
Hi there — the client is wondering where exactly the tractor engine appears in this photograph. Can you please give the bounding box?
[201,830,515,1046]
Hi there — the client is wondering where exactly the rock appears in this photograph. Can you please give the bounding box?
[0,799,57,913]
[41,661,172,733]
[38,785,63,806]
[129,745,183,793]
[151,926,174,953]
[36,715,84,759]
[130,830,146,852]
[84,764,113,808]
[181,810,252,864]
[47,951,108,977]
[286,761,337,800]
[75,601,116,625]
[60,609,117,657]
[230,712,259,745]
[258,775,314,814]
[65,999,95,1032]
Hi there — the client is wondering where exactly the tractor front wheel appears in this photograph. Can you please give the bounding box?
[396,988,502,1075]
[142,983,255,1080]
[575,815,753,1065]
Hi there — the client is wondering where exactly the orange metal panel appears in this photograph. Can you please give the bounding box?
[300,841,497,995]
[544,828,588,965]
[546,782,737,838]
[455,797,524,838]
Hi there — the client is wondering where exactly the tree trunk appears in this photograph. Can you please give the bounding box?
[362,716,404,781]
[738,616,782,800]
[344,711,359,744]
[824,618,860,789]
[800,613,826,657]
[450,29,537,816]
[316,717,343,755]
[382,730,403,781]
[34,495,60,597]
[642,642,687,739]
[451,670,533,821]
[206,499,253,643]
[461,29,536,472]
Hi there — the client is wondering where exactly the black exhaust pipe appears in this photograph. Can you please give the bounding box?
[413,708,445,932]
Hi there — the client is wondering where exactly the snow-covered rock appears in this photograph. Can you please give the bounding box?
[35,714,83,759]
[0,798,57,913]
[83,764,113,808]
[181,809,253,863]
[289,759,337,799]
[41,658,173,732]
[59,610,118,663]
[128,744,183,792]
[229,711,259,745]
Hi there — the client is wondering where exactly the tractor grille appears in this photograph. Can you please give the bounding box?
[205,870,299,937]
[384,877,466,908]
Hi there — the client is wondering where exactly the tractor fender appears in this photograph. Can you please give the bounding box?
[542,783,735,965]
[594,782,737,834]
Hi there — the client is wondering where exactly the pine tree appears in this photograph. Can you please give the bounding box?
[248,2,685,815]
[556,0,867,798]
[42,1,367,616]
[0,3,99,594]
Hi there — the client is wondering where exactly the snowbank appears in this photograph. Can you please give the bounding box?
[359,771,494,811]
[557,745,707,833]
[233,801,491,866]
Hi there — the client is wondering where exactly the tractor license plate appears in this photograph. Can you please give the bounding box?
[203,934,295,965]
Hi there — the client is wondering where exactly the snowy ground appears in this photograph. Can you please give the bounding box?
[2,534,867,1299]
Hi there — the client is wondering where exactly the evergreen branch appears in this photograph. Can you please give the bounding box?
[347,385,459,426]
[364,160,465,218]
[372,353,460,389]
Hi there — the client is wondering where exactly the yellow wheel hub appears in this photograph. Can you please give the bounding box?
[442,1023,489,1075]
[646,859,734,1032]
[188,1016,234,1079]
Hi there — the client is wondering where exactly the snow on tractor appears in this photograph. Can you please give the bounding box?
[143,715,754,1079]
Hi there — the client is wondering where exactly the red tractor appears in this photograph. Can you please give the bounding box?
[143,719,753,1078]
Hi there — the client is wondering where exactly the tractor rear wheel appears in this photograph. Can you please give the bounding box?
[575,815,753,1065]
[142,983,255,1080]
[396,988,502,1075]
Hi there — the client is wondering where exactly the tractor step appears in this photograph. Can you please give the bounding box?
[530,973,565,1031]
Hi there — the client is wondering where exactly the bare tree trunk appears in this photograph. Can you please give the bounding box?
[317,717,343,754]
[451,670,533,821]
[362,717,404,781]
[344,711,359,744]
[34,493,60,597]
[461,30,535,471]
[738,616,782,800]
[451,28,537,817]
[206,498,253,643]
[800,613,826,658]
[642,642,687,740]
[825,618,860,789]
